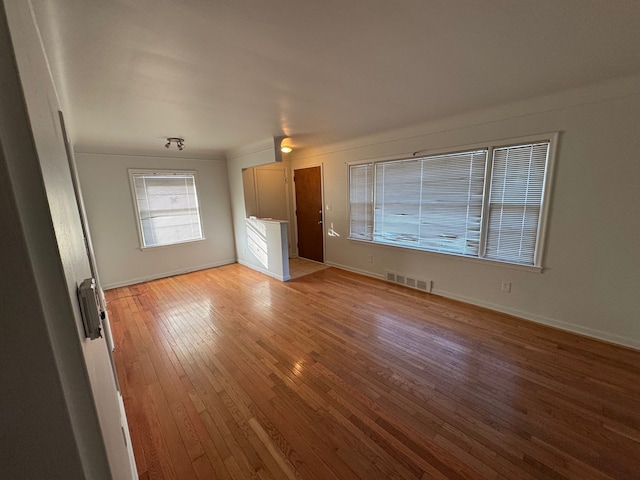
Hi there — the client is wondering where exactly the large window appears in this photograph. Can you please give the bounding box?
[348,134,556,268]
[130,170,204,248]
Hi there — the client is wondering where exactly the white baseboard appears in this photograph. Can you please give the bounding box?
[325,262,640,351]
[433,289,640,351]
[325,261,386,280]
[103,259,237,290]
[104,259,639,351]
[238,258,291,281]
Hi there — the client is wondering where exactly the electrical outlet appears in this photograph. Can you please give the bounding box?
[501,281,511,293]
[367,255,373,263]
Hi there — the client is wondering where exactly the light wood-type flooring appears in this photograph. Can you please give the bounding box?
[288,257,329,279]
[106,264,640,480]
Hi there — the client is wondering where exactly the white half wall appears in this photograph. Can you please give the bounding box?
[290,74,640,349]
[76,153,236,288]
[226,139,286,278]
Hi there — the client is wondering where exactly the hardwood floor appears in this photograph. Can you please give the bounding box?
[106,264,640,480]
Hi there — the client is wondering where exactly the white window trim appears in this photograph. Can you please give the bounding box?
[346,132,559,271]
[128,169,206,250]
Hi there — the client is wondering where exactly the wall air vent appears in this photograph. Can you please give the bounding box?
[385,270,432,293]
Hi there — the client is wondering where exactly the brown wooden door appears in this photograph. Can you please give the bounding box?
[294,166,324,262]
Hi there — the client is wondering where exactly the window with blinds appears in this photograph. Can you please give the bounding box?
[374,150,487,255]
[484,143,549,265]
[349,163,373,240]
[348,136,554,267]
[130,171,204,248]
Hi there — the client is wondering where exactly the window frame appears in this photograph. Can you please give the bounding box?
[128,169,206,250]
[347,132,559,271]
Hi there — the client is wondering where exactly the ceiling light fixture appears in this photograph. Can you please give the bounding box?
[280,137,293,153]
[165,137,185,150]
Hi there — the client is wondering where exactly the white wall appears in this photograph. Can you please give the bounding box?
[2,1,135,478]
[248,164,290,221]
[243,163,294,255]
[76,153,236,288]
[227,139,284,275]
[290,74,640,349]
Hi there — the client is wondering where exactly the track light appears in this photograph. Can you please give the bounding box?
[165,137,185,150]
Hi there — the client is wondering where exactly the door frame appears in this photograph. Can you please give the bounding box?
[291,163,325,262]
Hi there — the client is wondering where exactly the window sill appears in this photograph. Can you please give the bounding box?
[347,237,543,273]
[139,237,207,251]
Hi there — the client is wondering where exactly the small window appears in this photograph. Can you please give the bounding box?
[129,170,204,248]
[348,134,557,268]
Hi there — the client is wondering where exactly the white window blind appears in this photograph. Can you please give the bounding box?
[420,150,487,255]
[349,163,374,240]
[375,158,422,245]
[131,172,203,248]
[348,136,554,267]
[373,150,487,255]
[485,143,549,265]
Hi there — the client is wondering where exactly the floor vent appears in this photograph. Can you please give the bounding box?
[385,270,432,293]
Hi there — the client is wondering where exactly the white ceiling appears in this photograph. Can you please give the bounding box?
[31,0,640,158]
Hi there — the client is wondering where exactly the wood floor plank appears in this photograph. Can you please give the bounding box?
[106,264,640,480]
